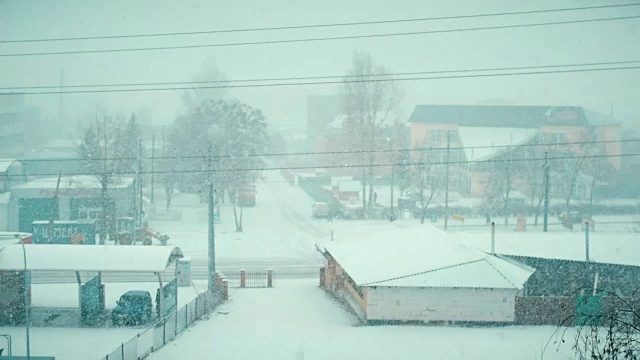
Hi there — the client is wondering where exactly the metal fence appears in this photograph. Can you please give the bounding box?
[101,288,224,360]
[224,270,273,288]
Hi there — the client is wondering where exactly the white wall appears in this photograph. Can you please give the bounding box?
[366,287,518,323]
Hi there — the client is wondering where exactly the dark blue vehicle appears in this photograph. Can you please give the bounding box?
[112,290,153,326]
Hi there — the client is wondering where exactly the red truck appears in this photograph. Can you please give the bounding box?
[237,185,256,207]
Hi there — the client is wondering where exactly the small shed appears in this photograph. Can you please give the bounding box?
[6,175,134,232]
[322,224,534,324]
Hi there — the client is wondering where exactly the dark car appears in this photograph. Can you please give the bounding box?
[558,211,587,224]
[112,290,153,326]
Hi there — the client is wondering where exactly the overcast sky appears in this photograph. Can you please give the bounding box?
[0,0,638,133]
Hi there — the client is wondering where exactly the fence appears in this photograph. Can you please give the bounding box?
[515,295,640,326]
[224,270,274,288]
[101,278,226,360]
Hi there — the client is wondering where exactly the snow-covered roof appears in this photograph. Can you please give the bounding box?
[12,175,134,190]
[457,127,537,162]
[45,139,81,149]
[324,224,533,289]
[0,159,19,173]
[458,232,640,267]
[331,180,361,193]
[327,113,407,130]
[0,244,183,272]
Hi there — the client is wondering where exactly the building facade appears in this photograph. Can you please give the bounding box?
[408,105,622,198]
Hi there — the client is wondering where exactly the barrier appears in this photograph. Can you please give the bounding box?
[122,337,137,360]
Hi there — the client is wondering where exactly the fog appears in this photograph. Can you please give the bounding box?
[0,0,639,130]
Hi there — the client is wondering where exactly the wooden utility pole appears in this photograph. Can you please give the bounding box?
[48,172,62,237]
[208,143,216,292]
[543,151,550,232]
[151,133,155,205]
[138,141,143,226]
[444,130,451,230]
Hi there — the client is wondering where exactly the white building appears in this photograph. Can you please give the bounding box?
[321,224,534,324]
[2,175,134,232]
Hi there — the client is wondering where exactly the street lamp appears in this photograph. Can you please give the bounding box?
[15,234,30,360]
[387,137,395,222]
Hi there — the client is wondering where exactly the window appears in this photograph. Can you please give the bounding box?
[430,129,443,142]
[547,132,566,144]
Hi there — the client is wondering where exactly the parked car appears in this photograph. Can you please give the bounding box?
[112,290,153,326]
[312,202,330,218]
[558,211,587,224]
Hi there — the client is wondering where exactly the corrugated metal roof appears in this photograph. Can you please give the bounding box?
[457,127,538,162]
[0,159,19,173]
[458,231,640,267]
[0,244,183,272]
[408,105,589,127]
[12,175,133,190]
[583,108,621,126]
[324,224,533,289]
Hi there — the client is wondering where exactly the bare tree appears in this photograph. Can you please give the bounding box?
[549,291,639,360]
[181,56,229,111]
[520,143,549,226]
[78,109,140,244]
[411,147,444,224]
[196,100,268,232]
[342,51,401,218]
[486,151,516,226]
[583,140,615,218]
[553,136,590,218]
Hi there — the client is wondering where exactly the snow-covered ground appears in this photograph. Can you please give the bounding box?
[0,326,139,360]
[149,279,575,360]
[149,171,638,269]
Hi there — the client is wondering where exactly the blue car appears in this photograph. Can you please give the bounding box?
[112,291,153,326]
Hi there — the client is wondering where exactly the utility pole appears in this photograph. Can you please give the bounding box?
[543,151,550,232]
[585,221,590,262]
[58,68,64,124]
[18,237,30,360]
[388,138,395,222]
[151,133,155,205]
[138,141,143,226]
[444,130,451,230]
[207,143,216,292]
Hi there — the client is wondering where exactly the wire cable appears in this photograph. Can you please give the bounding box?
[7,152,639,179]
[1,15,638,57]
[3,65,640,95]
[2,3,637,44]
[2,60,638,91]
[15,138,639,163]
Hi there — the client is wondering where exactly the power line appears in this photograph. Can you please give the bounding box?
[4,65,640,96]
[2,3,637,44]
[2,59,639,91]
[15,139,640,163]
[8,152,640,179]
[1,15,638,58]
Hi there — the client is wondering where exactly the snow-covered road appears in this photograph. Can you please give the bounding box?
[150,170,330,262]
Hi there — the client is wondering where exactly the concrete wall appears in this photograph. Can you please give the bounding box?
[366,286,519,323]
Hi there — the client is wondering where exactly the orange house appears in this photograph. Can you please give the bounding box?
[408,105,622,198]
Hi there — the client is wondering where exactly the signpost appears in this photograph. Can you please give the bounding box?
[31,220,96,245]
